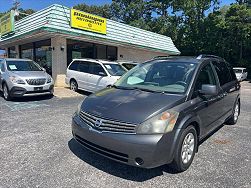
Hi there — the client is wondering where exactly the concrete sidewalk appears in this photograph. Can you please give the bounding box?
[53,87,82,98]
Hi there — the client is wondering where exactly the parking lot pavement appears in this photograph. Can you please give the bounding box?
[0,82,250,188]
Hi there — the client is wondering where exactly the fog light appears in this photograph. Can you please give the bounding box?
[135,157,144,166]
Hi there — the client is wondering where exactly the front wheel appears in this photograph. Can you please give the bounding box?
[70,80,78,92]
[2,83,11,101]
[170,125,198,172]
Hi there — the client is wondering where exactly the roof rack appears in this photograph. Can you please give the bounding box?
[196,54,222,60]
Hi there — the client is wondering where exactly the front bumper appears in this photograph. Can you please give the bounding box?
[72,114,177,168]
[9,84,54,97]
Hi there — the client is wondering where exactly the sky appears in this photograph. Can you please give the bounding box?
[0,0,236,12]
[0,0,237,55]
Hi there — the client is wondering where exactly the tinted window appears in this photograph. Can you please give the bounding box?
[227,64,237,81]
[0,63,4,72]
[91,63,106,76]
[6,60,42,71]
[69,61,79,71]
[78,61,90,73]
[194,64,216,92]
[212,61,231,86]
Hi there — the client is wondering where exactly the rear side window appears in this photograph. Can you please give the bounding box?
[90,63,106,76]
[227,63,237,81]
[0,63,4,72]
[212,61,232,86]
[78,62,90,73]
[69,61,79,71]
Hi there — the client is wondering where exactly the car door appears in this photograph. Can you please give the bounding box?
[77,61,91,90]
[88,62,109,92]
[191,62,224,136]
[212,60,240,119]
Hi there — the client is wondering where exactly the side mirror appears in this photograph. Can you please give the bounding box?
[199,84,218,95]
[99,72,107,76]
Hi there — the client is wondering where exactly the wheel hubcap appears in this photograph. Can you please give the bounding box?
[234,103,239,121]
[181,133,195,164]
[3,85,8,99]
[71,82,76,91]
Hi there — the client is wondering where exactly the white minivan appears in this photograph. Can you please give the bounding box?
[65,59,126,92]
[233,67,248,81]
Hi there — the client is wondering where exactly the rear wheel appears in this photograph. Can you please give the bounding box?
[2,83,11,101]
[226,101,240,125]
[70,80,78,92]
[170,125,198,172]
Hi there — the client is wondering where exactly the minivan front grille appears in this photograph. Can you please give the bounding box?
[79,111,137,134]
[26,78,46,85]
[75,134,129,163]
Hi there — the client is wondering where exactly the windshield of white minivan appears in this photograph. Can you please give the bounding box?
[115,61,197,94]
[104,63,126,76]
[6,60,42,71]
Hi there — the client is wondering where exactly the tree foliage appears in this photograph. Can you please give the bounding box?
[0,1,250,75]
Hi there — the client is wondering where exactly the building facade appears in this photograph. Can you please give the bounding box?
[0,4,180,86]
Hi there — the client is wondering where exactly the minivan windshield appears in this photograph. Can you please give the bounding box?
[6,60,42,71]
[115,61,197,94]
[104,63,126,76]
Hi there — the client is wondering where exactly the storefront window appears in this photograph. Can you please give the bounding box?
[20,43,34,60]
[67,39,118,66]
[107,46,117,61]
[35,39,52,75]
[8,46,17,58]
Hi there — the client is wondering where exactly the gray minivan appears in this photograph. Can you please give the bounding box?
[71,55,240,172]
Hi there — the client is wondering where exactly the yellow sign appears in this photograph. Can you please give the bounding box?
[70,9,107,35]
[0,10,15,36]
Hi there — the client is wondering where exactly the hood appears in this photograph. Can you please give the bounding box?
[81,88,185,124]
[9,71,48,79]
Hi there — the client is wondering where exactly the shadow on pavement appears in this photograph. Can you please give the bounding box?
[68,138,178,182]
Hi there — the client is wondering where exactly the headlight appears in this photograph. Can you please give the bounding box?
[47,76,52,83]
[10,76,25,84]
[76,101,82,115]
[137,111,179,134]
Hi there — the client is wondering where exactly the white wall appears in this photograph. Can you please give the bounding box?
[117,46,168,63]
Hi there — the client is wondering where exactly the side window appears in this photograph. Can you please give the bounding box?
[226,63,237,81]
[194,64,216,92]
[0,63,5,72]
[78,62,90,73]
[90,63,107,76]
[212,61,232,86]
[69,61,79,71]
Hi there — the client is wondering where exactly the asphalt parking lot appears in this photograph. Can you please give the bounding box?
[0,82,250,188]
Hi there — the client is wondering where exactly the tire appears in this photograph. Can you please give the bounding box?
[225,100,240,125]
[70,80,78,92]
[170,125,198,172]
[2,83,11,101]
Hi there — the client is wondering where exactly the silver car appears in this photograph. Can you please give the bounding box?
[0,58,54,100]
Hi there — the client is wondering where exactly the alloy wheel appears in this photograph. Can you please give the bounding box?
[234,102,239,122]
[181,132,195,164]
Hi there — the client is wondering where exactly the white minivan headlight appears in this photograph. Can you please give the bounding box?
[137,111,179,134]
[10,76,25,84]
